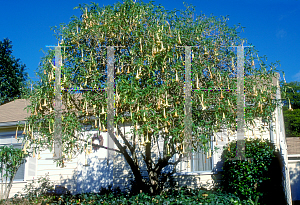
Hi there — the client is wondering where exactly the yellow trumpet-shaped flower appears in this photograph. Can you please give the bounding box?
[288,98,293,111]
[178,31,182,44]
[231,57,235,70]
[145,133,150,144]
[220,90,224,99]
[228,99,231,106]
[23,122,27,135]
[174,110,178,118]
[95,119,97,128]
[140,38,143,53]
[135,70,140,80]
[100,105,106,115]
[196,73,199,89]
[15,126,18,139]
[175,70,179,82]
[204,47,208,55]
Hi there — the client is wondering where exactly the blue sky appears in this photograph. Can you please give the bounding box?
[1,0,299,85]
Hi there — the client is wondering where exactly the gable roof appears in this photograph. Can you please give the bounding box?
[286,137,300,155]
[0,99,30,124]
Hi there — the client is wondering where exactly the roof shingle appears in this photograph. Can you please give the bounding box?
[0,99,30,123]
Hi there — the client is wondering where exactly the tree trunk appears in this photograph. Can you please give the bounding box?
[5,163,21,201]
[148,170,160,194]
[0,162,3,200]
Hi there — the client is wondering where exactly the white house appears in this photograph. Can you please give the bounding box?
[0,72,292,204]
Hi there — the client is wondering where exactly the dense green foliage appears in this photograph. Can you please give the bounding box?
[280,80,300,137]
[280,80,300,110]
[0,145,27,200]
[283,107,300,137]
[0,38,28,105]
[5,184,261,205]
[220,138,286,205]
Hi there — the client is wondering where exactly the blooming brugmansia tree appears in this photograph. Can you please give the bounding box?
[23,0,286,194]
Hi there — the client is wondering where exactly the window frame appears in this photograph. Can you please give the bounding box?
[0,130,36,182]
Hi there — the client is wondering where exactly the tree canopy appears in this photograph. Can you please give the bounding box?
[0,38,28,105]
[281,80,300,137]
[23,0,287,194]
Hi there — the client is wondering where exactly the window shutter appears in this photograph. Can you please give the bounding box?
[27,155,36,179]
[14,162,25,181]
[212,130,228,172]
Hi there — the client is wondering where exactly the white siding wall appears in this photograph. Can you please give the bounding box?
[76,131,113,194]
[36,149,77,194]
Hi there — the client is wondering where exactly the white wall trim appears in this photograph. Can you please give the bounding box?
[288,160,300,163]
[288,155,300,157]
[172,171,214,176]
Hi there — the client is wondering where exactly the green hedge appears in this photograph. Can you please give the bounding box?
[219,138,286,205]
[2,186,261,205]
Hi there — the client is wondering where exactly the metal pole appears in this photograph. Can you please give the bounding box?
[184,46,192,163]
[236,45,246,160]
[54,46,62,160]
[107,47,115,164]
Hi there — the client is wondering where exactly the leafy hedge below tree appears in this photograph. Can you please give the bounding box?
[2,186,261,205]
[219,138,286,205]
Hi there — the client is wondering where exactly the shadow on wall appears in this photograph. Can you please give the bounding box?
[76,156,113,194]
[289,162,300,202]
[55,155,113,195]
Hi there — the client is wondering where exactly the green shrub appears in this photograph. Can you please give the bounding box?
[14,173,55,201]
[2,186,261,204]
[220,138,280,204]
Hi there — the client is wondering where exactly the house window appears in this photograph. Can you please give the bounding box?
[190,131,213,172]
[191,148,213,172]
[0,130,35,181]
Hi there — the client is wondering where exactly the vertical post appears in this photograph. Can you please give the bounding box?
[107,47,115,163]
[184,46,192,157]
[236,45,245,160]
[54,46,62,159]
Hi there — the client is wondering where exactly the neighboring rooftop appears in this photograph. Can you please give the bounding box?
[0,99,30,123]
[286,137,300,155]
